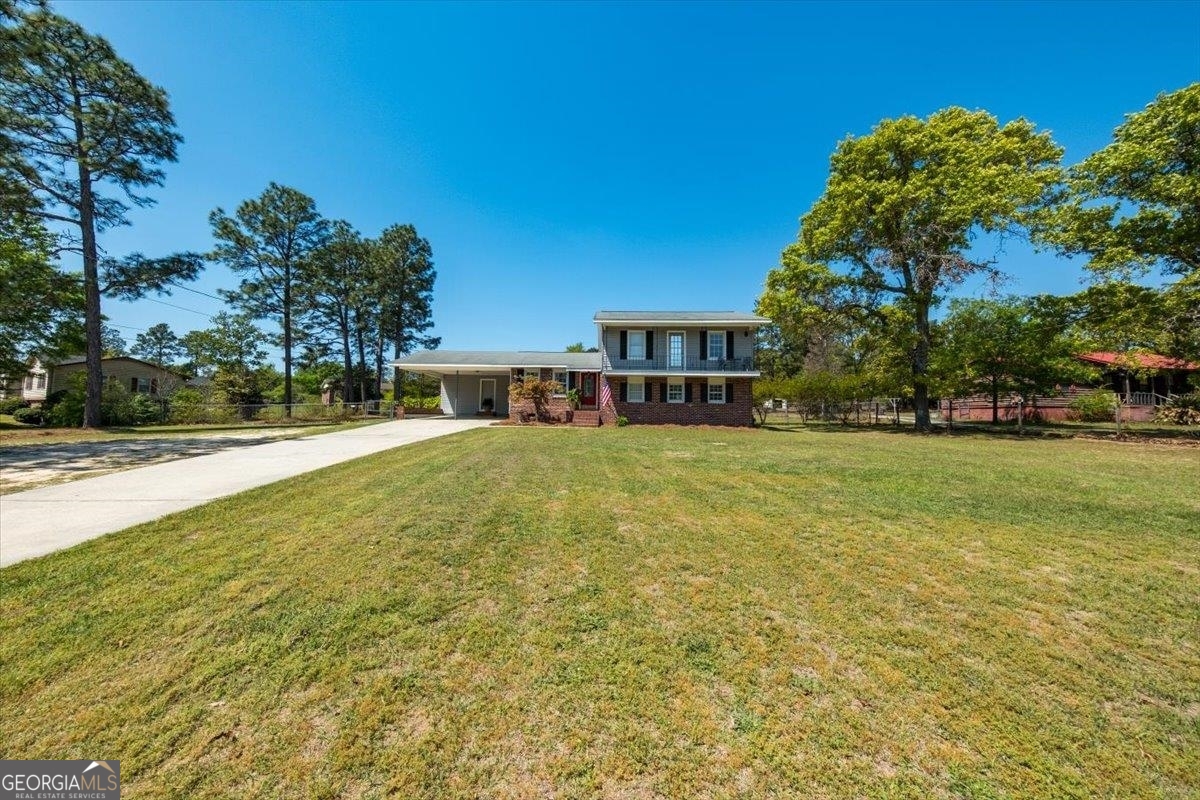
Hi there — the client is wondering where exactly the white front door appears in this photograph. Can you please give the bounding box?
[479,378,496,412]
[668,331,684,370]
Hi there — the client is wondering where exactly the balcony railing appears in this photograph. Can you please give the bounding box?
[604,355,756,373]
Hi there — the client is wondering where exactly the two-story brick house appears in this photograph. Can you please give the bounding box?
[394,310,768,426]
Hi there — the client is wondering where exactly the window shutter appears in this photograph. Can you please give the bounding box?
[151,378,159,395]
[699,329,708,360]
[619,331,627,360]
[699,382,708,403]
[725,380,732,402]
[660,382,667,402]
[130,377,138,392]
[726,331,735,361]
[645,331,654,360]
[685,382,692,403]
[620,381,627,402]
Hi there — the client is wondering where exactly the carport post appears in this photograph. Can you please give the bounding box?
[454,371,460,420]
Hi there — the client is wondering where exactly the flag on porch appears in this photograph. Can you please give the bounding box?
[600,375,613,409]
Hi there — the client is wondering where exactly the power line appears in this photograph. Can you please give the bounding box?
[168,281,226,302]
[144,297,215,318]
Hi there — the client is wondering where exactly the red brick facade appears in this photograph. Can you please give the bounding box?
[504,369,756,427]
[607,377,754,426]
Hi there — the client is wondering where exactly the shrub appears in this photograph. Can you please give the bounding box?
[509,377,563,422]
[12,406,44,425]
[1068,390,1117,422]
[1154,392,1200,425]
[616,415,629,427]
[167,388,207,424]
[401,396,440,410]
[0,397,28,415]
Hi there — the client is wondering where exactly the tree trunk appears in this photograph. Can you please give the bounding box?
[354,321,368,408]
[73,96,103,428]
[991,377,999,424]
[912,299,932,431]
[340,310,352,406]
[374,328,384,402]
[80,180,102,429]
[282,278,293,417]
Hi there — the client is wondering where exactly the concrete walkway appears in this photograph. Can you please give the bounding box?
[0,418,493,567]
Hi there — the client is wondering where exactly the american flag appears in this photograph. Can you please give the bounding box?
[599,375,613,408]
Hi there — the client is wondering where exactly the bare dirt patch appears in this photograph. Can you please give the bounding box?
[0,429,307,492]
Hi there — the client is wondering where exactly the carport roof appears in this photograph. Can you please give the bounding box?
[394,350,602,370]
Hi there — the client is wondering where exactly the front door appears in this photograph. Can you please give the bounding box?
[479,378,496,413]
[579,372,597,407]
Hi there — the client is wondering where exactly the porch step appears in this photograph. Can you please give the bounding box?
[570,410,601,427]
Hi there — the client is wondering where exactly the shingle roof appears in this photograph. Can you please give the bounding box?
[593,311,769,325]
[394,350,602,370]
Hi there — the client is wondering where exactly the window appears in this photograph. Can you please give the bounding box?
[35,373,46,389]
[628,330,646,360]
[708,378,725,404]
[552,370,567,396]
[667,378,684,403]
[131,377,151,394]
[627,376,645,403]
[708,330,725,361]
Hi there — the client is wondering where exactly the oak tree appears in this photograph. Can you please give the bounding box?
[784,107,1063,429]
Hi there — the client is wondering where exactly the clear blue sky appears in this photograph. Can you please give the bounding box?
[55,0,1200,355]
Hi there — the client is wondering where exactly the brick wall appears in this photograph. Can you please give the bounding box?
[608,377,754,427]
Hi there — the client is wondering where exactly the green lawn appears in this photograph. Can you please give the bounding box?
[1,426,1197,798]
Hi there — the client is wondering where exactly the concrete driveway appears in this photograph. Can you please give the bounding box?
[0,418,493,567]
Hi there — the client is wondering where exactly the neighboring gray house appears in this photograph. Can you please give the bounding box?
[395,310,769,426]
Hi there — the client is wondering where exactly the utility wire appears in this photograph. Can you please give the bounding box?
[144,297,216,318]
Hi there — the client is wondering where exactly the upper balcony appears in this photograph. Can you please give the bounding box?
[603,355,757,374]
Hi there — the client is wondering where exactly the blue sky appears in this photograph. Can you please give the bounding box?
[55,0,1200,355]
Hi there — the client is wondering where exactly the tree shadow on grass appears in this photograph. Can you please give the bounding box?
[759,420,1200,443]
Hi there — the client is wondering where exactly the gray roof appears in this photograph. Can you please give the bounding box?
[394,350,602,370]
[593,310,770,325]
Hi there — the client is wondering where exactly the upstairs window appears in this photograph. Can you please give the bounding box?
[708,330,725,361]
[627,331,646,360]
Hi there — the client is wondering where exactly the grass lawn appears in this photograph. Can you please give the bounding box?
[1,426,1197,798]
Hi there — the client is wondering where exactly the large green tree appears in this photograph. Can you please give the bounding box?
[1049,84,1199,279]
[1,9,201,426]
[305,220,372,403]
[0,207,82,376]
[179,312,268,378]
[131,322,183,368]
[210,183,329,415]
[781,107,1063,429]
[932,297,1087,423]
[373,224,439,394]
